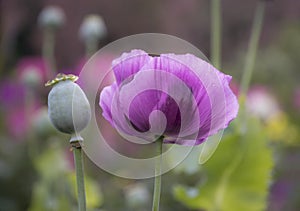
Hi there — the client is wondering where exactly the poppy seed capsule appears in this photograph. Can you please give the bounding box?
[47,74,91,136]
[38,6,65,29]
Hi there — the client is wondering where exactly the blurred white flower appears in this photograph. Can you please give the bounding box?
[186,187,199,198]
[124,183,150,208]
[246,86,280,121]
[38,6,65,28]
[79,15,107,42]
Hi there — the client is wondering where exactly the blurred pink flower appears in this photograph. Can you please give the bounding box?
[246,85,281,121]
[269,180,290,211]
[7,103,41,140]
[79,53,145,154]
[293,87,300,110]
[0,80,41,140]
[229,80,240,97]
[75,53,116,91]
[65,148,75,171]
[0,80,25,108]
[16,56,50,86]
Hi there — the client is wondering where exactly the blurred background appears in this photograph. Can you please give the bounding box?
[1,0,300,210]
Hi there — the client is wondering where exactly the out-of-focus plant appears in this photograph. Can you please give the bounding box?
[174,118,273,211]
[124,183,150,211]
[79,15,107,57]
[38,5,65,75]
[3,1,299,210]
[46,73,91,211]
[246,85,299,145]
[265,112,299,145]
[28,143,102,211]
[99,49,239,211]
[174,1,275,211]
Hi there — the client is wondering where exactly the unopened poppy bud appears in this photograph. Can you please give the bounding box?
[46,74,91,139]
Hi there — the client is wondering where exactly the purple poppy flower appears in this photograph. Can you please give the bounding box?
[99,50,238,145]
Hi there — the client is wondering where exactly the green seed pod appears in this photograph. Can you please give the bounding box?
[46,74,91,137]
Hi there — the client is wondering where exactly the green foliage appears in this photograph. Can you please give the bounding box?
[174,118,274,211]
[29,143,102,211]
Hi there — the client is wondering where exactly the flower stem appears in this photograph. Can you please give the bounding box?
[85,38,99,58]
[211,0,222,69]
[152,138,163,211]
[43,27,56,78]
[72,141,86,211]
[240,1,266,96]
[25,88,39,159]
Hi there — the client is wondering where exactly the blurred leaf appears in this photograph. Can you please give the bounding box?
[166,144,202,175]
[32,143,68,180]
[29,180,73,211]
[29,144,103,210]
[29,145,75,211]
[265,112,299,146]
[174,118,274,211]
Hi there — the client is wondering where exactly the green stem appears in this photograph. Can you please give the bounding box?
[85,37,99,58]
[211,0,222,69]
[152,138,163,211]
[72,141,86,211]
[43,27,56,78]
[25,88,39,159]
[240,1,266,96]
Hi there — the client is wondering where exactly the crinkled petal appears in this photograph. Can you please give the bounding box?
[160,53,239,143]
[99,82,118,125]
[219,74,239,127]
[112,49,151,85]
